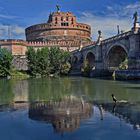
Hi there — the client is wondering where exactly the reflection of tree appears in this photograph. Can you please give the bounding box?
[1,77,140,111]
[29,96,93,133]
[13,80,28,102]
[28,78,75,102]
[0,79,29,111]
[0,79,14,104]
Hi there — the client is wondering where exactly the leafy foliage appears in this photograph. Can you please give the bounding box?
[0,48,13,77]
[81,59,92,73]
[26,47,71,76]
[119,57,128,70]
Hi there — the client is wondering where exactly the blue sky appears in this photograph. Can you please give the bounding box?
[0,0,140,40]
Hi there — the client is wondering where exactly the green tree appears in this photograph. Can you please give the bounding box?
[48,47,71,75]
[60,51,71,75]
[26,47,37,76]
[48,47,62,74]
[0,48,13,77]
[26,47,71,76]
[36,47,49,75]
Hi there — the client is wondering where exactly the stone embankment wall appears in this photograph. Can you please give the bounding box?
[12,55,28,70]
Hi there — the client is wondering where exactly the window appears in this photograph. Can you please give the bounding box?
[66,17,68,21]
[61,23,69,26]
[55,17,58,24]
[71,18,74,24]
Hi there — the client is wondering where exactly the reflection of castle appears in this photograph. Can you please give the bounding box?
[29,96,93,133]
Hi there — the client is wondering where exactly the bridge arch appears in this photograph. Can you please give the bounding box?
[85,51,95,69]
[105,44,128,70]
[72,55,79,65]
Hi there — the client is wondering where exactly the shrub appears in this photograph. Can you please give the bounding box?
[81,59,92,73]
[119,58,128,70]
[0,48,13,77]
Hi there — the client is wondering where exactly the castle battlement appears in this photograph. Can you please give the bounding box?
[0,39,27,45]
[27,40,81,47]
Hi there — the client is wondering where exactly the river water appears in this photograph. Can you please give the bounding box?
[0,77,140,140]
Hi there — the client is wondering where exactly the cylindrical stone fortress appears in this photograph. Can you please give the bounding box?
[25,11,91,43]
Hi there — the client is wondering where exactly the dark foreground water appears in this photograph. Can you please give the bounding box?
[0,77,140,140]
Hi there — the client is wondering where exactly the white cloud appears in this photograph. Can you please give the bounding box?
[12,25,25,35]
[105,2,140,18]
[77,2,140,40]
[78,12,132,40]
[0,14,18,19]
[0,24,25,39]
[126,2,140,10]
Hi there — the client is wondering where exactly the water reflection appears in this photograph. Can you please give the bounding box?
[0,102,28,112]
[0,77,140,139]
[1,78,140,104]
[96,102,140,130]
[29,96,93,133]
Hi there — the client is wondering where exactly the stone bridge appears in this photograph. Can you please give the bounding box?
[70,19,140,79]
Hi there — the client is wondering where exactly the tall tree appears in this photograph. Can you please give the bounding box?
[26,47,71,76]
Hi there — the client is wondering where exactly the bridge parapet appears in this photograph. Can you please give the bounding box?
[101,31,132,44]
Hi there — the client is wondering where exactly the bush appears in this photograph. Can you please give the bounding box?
[0,48,13,77]
[60,62,71,75]
[81,59,92,73]
[119,58,128,70]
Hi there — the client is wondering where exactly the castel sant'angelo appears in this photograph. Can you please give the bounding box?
[0,6,94,70]
[0,6,93,57]
[26,6,91,45]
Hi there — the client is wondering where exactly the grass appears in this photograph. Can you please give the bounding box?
[9,70,30,79]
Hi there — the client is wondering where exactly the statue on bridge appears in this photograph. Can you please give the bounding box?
[96,30,102,45]
[98,30,102,37]
[133,11,139,24]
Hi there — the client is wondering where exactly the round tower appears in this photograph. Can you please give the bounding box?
[25,9,92,45]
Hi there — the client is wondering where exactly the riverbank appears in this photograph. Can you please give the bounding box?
[3,70,30,80]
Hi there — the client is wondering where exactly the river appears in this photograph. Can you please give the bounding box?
[0,77,140,140]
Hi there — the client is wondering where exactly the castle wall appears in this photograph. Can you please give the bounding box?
[26,28,91,42]
[0,40,27,55]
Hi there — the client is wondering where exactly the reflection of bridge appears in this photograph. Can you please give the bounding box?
[29,96,93,133]
[70,14,140,79]
[95,102,140,130]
